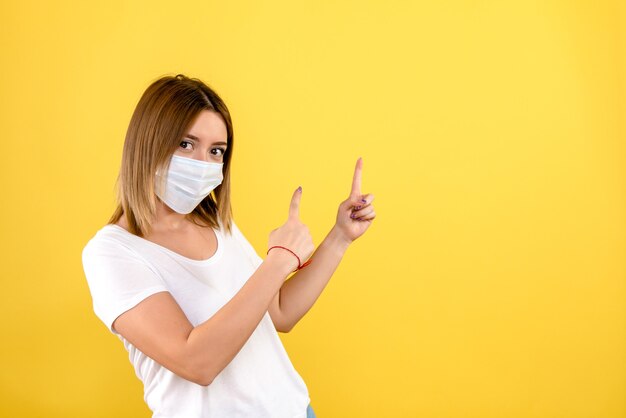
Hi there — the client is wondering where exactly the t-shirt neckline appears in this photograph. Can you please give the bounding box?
[105,223,224,266]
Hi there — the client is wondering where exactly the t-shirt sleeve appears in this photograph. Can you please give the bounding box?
[81,237,169,335]
[230,220,264,270]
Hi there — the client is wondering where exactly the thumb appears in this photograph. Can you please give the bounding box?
[288,186,302,220]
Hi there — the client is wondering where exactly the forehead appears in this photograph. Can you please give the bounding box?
[186,110,228,144]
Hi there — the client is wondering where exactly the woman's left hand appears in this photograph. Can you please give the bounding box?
[333,157,376,244]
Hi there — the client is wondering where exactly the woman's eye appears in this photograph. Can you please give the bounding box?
[179,141,225,156]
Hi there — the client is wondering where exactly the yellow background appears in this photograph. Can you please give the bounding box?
[1,1,624,417]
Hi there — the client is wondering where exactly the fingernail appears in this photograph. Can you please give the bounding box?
[361,198,366,203]
[297,186,302,192]
[355,205,361,210]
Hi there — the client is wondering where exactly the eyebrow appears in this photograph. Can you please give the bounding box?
[185,134,228,146]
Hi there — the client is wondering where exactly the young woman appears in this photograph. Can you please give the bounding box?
[81,73,376,418]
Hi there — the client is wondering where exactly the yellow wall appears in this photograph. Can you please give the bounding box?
[1,1,624,417]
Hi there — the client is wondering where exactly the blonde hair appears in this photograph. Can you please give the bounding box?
[107,73,234,238]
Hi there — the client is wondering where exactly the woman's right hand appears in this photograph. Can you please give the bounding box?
[267,186,315,272]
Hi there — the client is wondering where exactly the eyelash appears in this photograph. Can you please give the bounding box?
[180,140,226,156]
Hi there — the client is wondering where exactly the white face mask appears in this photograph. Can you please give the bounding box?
[154,154,224,214]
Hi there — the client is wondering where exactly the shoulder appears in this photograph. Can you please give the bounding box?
[226,219,251,245]
[215,217,241,240]
[82,224,139,262]
[81,225,165,287]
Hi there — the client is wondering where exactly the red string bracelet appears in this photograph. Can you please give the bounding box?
[267,245,313,272]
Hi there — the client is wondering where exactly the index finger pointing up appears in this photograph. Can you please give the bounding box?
[289,186,302,220]
[351,157,363,197]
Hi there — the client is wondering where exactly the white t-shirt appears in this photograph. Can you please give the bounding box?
[81,218,310,418]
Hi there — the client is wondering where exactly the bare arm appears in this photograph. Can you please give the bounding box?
[112,249,297,386]
[274,225,350,332]
[275,157,376,332]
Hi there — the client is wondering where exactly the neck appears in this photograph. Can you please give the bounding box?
[153,200,192,231]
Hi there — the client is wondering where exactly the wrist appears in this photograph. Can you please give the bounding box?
[328,225,352,253]
[264,248,299,276]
